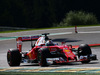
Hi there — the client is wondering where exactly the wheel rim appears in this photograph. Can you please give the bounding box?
[7,51,12,65]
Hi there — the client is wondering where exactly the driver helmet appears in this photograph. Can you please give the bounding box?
[45,40,54,46]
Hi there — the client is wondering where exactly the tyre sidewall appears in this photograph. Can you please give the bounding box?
[7,49,21,66]
[78,44,92,63]
[37,48,50,67]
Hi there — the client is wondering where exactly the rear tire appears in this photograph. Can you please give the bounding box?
[7,49,21,66]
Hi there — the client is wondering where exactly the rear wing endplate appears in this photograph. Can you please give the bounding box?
[16,35,40,52]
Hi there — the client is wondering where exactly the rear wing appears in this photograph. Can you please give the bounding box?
[17,36,40,42]
[16,35,40,52]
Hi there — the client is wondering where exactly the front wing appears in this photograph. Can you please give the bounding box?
[46,54,97,65]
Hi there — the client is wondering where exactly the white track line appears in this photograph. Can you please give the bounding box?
[79,31,100,34]
[0,31,100,41]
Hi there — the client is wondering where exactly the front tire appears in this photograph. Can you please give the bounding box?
[78,44,92,64]
[7,49,21,66]
[37,48,50,67]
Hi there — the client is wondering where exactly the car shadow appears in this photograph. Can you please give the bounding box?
[20,63,39,66]
[0,36,5,38]
[20,61,99,67]
[51,61,99,67]
[85,61,99,64]
[52,38,82,42]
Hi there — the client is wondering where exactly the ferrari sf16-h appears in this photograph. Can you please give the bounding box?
[7,33,97,67]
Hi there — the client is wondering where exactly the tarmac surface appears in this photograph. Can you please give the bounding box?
[0,26,100,68]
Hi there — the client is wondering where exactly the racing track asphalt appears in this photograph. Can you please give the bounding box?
[0,26,100,68]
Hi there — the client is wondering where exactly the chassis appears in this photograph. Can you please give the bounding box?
[7,33,97,67]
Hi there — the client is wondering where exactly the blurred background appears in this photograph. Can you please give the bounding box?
[0,0,100,29]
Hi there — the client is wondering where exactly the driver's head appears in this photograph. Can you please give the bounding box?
[45,40,54,46]
[45,36,49,40]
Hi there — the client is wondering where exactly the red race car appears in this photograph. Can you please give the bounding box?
[7,33,97,67]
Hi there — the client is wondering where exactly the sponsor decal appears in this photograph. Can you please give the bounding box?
[64,50,70,52]
[31,36,40,39]
[22,36,40,40]
[17,41,22,44]
[63,48,68,50]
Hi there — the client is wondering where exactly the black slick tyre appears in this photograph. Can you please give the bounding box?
[37,48,50,67]
[78,44,92,64]
[7,49,21,66]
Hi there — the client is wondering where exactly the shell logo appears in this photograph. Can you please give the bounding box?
[64,50,70,52]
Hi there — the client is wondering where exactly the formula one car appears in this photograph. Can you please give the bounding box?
[7,33,97,67]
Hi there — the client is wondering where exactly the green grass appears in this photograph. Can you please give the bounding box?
[0,24,100,33]
[0,72,100,75]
